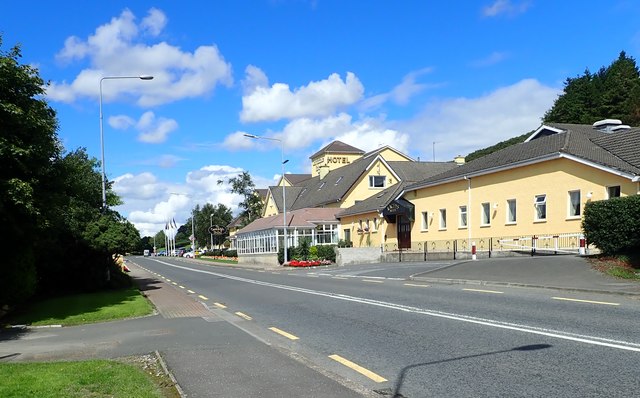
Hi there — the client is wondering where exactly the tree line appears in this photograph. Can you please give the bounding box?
[1,38,140,309]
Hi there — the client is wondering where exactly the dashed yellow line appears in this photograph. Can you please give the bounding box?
[171,282,178,286]
[213,302,227,309]
[235,312,252,320]
[552,297,619,306]
[269,327,299,340]
[363,279,383,283]
[329,354,387,383]
[187,290,195,294]
[166,279,171,282]
[178,285,185,289]
[404,283,430,288]
[198,295,209,301]
[463,288,504,294]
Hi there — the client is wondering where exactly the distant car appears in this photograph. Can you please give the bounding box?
[143,249,150,257]
[157,251,166,256]
[183,251,195,258]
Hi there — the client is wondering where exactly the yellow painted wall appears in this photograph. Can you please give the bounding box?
[262,191,279,217]
[311,153,363,177]
[338,212,388,248]
[371,148,412,162]
[406,158,636,242]
[341,159,400,208]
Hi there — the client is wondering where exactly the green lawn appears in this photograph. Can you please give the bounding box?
[199,257,238,264]
[7,286,154,327]
[0,358,175,398]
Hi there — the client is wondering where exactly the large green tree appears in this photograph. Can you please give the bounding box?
[544,51,640,125]
[218,171,264,227]
[1,37,141,306]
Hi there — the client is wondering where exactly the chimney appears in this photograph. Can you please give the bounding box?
[319,165,330,180]
[454,155,466,165]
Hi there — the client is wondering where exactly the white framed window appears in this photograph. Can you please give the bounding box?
[568,190,581,217]
[369,175,386,188]
[607,185,621,199]
[481,202,491,226]
[459,205,467,228]
[534,194,547,221]
[439,209,447,230]
[372,217,378,231]
[421,211,429,231]
[364,219,370,232]
[507,199,517,223]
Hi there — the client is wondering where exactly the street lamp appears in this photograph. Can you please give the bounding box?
[99,75,154,209]
[169,192,196,252]
[243,133,288,264]
[210,213,214,250]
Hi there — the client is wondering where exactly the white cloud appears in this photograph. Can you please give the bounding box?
[113,172,165,201]
[109,111,178,143]
[241,65,269,95]
[360,67,437,111]
[47,8,232,107]
[482,0,531,17]
[470,51,509,67]
[399,78,560,161]
[333,118,410,154]
[222,131,262,150]
[240,72,364,122]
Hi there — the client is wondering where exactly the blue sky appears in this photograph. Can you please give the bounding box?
[3,1,639,236]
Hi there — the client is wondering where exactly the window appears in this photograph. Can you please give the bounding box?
[421,211,429,230]
[607,185,621,199]
[439,209,447,229]
[369,175,386,188]
[343,229,351,245]
[535,194,547,221]
[481,202,490,225]
[568,190,581,217]
[507,199,517,223]
[372,218,378,231]
[364,219,370,232]
[459,206,467,227]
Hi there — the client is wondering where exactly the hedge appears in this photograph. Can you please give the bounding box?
[582,195,640,255]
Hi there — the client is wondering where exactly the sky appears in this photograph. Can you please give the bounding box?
[3,0,640,237]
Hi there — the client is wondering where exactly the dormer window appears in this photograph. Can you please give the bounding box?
[369,175,386,188]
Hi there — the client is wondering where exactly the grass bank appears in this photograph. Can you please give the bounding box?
[590,254,640,280]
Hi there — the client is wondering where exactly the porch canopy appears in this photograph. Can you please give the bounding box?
[382,198,415,223]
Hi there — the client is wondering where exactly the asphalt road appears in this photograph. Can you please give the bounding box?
[136,256,640,398]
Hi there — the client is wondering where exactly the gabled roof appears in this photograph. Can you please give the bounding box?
[362,145,415,161]
[283,173,312,185]
[404,123,640,193]
[309,140,365,159]
[337,161,458,218]
[237,207,341,234]
[254,188,268,201]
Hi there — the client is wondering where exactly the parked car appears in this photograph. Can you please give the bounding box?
[183,251,195,258]
[157,251,166,256]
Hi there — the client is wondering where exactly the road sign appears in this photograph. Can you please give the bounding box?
[208,225,226,235]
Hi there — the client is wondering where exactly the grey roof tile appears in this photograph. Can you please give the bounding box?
[309,140,365,159]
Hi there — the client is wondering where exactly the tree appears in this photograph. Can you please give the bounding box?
[544,51,640,125]
[218,171,264,226]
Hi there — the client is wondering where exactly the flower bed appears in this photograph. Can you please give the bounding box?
[287,259,332,267]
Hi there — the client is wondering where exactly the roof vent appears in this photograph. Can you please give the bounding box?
[592,119,623,132]
[610,124,631,132]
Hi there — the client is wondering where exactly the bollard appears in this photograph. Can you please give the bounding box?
[471,241,477,261]
[579,236,586,255]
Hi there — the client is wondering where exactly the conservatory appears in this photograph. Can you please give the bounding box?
[234,208,341,256]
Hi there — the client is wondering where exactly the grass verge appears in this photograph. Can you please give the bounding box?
[590,255,640,280]
[198,257,238,265]
[0,354,180,398]
[6,286,154,327]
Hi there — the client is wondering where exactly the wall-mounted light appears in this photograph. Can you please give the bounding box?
[493,203,499,209]
[586,191,593,199]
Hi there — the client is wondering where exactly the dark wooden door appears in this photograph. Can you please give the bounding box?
[398,216,411,249]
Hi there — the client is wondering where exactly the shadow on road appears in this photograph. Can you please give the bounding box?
[388,344,552,398]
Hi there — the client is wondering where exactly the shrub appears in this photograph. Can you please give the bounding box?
[316,245,336,262]
[582,195,640,255]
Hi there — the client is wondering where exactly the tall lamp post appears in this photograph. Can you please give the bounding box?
[243,134,288,264]
[210,213,214,250]
[169,192,196,252]
[99,75,154,209]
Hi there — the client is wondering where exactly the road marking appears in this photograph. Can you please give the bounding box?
[269,327,299,340]
[235,311,252,320]
[404,283,430,288]
[178,285,185,289]
[172,282,178,286]
[333,277,348,280]
[272,272,280,274]
[329,354,387,383]
[166,279,171,282]
[463,288,504,294]
[363,279,383,283]
[318,273,332,276]
[213,302,227,309]
[153,260,640,353]
[187,290,195,294]
[198,295,209,301]
[552,297,620,306]
[307,275,319,278]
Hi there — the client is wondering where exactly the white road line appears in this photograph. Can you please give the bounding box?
[552,297,620,306]
[404,283,430,288]
[198,295,209,301]
[153,259,640,353]
[363,279,384,283]
[463,288,504,294]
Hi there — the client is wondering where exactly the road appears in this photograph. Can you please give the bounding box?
[135,256,640,397]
